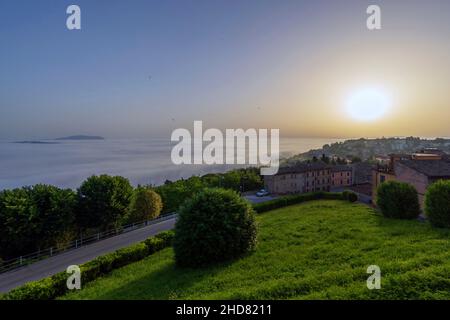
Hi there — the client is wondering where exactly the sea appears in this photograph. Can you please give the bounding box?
[0,138,344,190]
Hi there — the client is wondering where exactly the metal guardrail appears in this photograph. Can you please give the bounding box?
[0,213,177,274]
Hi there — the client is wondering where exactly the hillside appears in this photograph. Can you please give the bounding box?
[61,200,450,300]
[292,137,450,161]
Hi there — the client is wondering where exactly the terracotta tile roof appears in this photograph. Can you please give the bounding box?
[398,159,450,178]
[275,163,330,175]
[331,165,353,172]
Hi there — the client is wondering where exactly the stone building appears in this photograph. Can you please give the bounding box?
[264,163,354,195]
[372,151,450,206]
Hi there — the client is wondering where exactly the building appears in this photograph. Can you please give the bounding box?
[372,151,450,206]
[264,163,330,194]
[264,163,354,195]
[331,165,353,188]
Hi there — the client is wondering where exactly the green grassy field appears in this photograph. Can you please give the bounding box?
[61,200,450,300]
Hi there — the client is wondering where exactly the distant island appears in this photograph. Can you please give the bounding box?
[55,135,105,141]
[14,141,60,145]
[289,137,450,161]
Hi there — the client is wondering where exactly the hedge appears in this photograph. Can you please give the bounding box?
[342,190,358,203]
[425,180,450,228]
[376,181,421,220]
[1,230,175,300]
[252,192,346,213]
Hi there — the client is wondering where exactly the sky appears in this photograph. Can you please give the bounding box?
[1,0,450,140]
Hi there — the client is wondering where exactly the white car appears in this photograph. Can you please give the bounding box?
[256,189,270,197]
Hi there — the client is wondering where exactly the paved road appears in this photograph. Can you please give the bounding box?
[0,217,176,294]
[244,194,278,204]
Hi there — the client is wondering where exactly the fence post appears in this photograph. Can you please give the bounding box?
[75,239,78,249]
[19,256,23,266]
[50,247,53,257]
[97,233,100,241]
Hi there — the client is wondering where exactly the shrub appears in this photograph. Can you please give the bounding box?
[376,181,420,219]
[342,190,350,200]
[127,187,162,223]
[347,191,358,203]
[76,175,133,230]
[1,231,174,300]
[174,188,257,267]
[425,180,450,228]
[154,230,175,243]
[144,237,166,254]
[252,192,344,213]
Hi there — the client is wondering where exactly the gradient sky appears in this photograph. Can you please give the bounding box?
[1,0,450,140]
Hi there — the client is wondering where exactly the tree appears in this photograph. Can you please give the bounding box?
[76,175,133,231]
[126,187,163,223]
[350,156,362,163]
[28,184,77,248]
[173,188,257,267]
[377,181,420,219]
[0,188,38,258]
[425,180,450,228]
[321,154,330,164]
[0,185,76,259]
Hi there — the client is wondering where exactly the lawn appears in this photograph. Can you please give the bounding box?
[61,200,450,300]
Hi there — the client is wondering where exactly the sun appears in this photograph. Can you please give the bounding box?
[345,87,391,122]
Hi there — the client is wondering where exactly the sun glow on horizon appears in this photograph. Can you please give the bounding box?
[345,87,392,122]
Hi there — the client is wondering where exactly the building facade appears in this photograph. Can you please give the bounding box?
[264,163,354,195]
[331,165,353,188]
[372,151,450,207]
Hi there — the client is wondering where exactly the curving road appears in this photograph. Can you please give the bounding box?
[0,216,176,294]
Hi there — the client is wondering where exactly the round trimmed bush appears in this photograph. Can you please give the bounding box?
[173,188,257,267]
[127,187,163,223]
[376,181,420,219]
[425,180,450,228]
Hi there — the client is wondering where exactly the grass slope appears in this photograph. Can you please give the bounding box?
[62,200,450,300]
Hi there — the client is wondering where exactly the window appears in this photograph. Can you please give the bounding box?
[380,175,386,183]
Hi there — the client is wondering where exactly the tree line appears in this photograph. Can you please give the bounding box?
[0,168,263,261]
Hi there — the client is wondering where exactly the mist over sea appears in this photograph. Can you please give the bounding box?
[0,138,344,190]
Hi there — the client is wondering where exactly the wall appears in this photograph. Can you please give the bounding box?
[394,162,429,207]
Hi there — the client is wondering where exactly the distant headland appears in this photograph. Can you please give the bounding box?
[12,135,105,144]
[55,135,105,141]
[290,137,450,161]
[14,141,60,145]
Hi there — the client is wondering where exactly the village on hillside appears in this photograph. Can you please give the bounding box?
[266,147,450,208]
